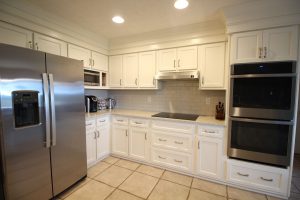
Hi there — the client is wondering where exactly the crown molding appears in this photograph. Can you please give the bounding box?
[0,0,109,54]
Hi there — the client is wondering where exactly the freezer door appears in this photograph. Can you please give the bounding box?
[0,44,53,200]
[46,54,87,195]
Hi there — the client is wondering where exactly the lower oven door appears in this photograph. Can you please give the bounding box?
[228,117,293,167]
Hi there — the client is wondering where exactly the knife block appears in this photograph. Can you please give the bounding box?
[215,107,225,120]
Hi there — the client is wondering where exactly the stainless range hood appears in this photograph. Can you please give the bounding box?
[155,71,199,80]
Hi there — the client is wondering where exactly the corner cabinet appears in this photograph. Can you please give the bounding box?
[109,55,123,88]
[196,125,225,180]
[199,42,226,89]
[231,26,298,63]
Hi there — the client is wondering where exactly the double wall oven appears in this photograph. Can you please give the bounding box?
[228,61,297,167]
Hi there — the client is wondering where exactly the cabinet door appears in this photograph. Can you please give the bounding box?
[199,43,225,89]
[139,51,156,88]
[177,46,198,70]
[263,26,298,61]
[129,127,148,161]
[68,44,91,68]
[0,22,33,48]
[123,53,139,88]
[109,55,123,88]
[96,125,110,159]
[157,48,177,71]
[197,136,223,179]
[92,51,108,71]
[111,125,128,156]
[34,33,67,57]
[231,31,262,63]
[86,130,97,166]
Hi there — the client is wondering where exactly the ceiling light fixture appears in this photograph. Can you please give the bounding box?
[112,16,124,24]
[174,0,189,9]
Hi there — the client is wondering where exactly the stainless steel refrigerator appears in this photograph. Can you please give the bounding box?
[0,44,87,200]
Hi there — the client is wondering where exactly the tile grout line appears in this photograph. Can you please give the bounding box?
[146,169,166,200]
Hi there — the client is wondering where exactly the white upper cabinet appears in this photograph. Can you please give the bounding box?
[199,42,226,89]
[231,31,262,63]
[139,51,156,88]
[109,55,123,88]
[177,46,198,70]
[157,48,177,71]
[92,51,108,71]
[157,46,197,72]
[68,44,91,67]
[123,53,139,88]
[231,26,298,63]
[263,26,298,61]
[33,33,67,57]
[0,22,33,49]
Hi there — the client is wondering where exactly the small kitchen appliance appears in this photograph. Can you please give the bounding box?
[106,98,116,109]
[85,95,98,112]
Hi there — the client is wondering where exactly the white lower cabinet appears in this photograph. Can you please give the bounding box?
[196,125,224,180]
[227,159,289,196]
[86,116,110,166]
[111,124,129,157]
[129,127,149,161]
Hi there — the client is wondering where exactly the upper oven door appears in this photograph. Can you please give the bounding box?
[229,62,296,120]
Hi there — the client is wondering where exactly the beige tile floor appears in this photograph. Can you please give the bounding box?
[56,155,300,200]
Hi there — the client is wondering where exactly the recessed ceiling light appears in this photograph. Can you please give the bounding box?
[112,16,125,24]
[174,0,189,9]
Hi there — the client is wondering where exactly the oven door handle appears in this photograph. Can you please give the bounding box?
[230,117,294,125]
[231,73,297,78]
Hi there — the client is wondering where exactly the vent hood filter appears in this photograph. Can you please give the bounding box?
[155,71,199,80]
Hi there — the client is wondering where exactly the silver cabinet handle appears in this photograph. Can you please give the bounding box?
[158,155,166,159]
[237,172,249,177]
[48,74,56,146]
[260,177,273,182]
[145,133,147,140]
[125,130,128,136]
[159,138,167,142]
[28,41,33,49]
[153,78,155,86]
[99,120,106,123]
[174,60,176,68]
[174,159,182,163]
[263,47,267,58]
[120,79,122,86]
[97,130,100,138]
[86,123,92,126]
[92,59,95,66]
[135,78,138,85]
[259,47,262,58]
[35,42,39,50]
[174,141,183,144]
[198,140,200,149]
[178,59,180,68]
[117,119,123,122]
[204,130,216,134]
[201,77,204,85]
[134,122,143,124]
[42,73,51,148]
[94,131,97,139]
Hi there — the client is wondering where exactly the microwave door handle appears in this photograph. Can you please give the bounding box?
[49,74,56,146]
[230,117,294,125]
[42,73,51,148]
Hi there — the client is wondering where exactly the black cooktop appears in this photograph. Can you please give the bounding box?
[152,112,199,121]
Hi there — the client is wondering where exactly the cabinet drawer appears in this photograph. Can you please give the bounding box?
[227,159,288,195]
[112,116,128,125]
[130,118,149,128]
[152,120,195,134]
[97,116,110,126]
[86,119,96,131]
[151,147,192,171]
[152,131,193,153]
[198,125,224,138]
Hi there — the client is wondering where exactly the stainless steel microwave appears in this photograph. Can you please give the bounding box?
[229,61,297,120]
[84,69,100,86]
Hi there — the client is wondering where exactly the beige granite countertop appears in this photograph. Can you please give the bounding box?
[85,109,226,126]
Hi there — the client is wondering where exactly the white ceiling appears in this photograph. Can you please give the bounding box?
[22,0,253,39]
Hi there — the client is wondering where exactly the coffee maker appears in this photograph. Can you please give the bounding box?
[85,95,98,113]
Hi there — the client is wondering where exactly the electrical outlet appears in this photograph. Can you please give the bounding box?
[205,97,211,105]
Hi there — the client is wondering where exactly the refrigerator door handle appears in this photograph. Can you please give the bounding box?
[42,73,51,148]
[48,74,57,146]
